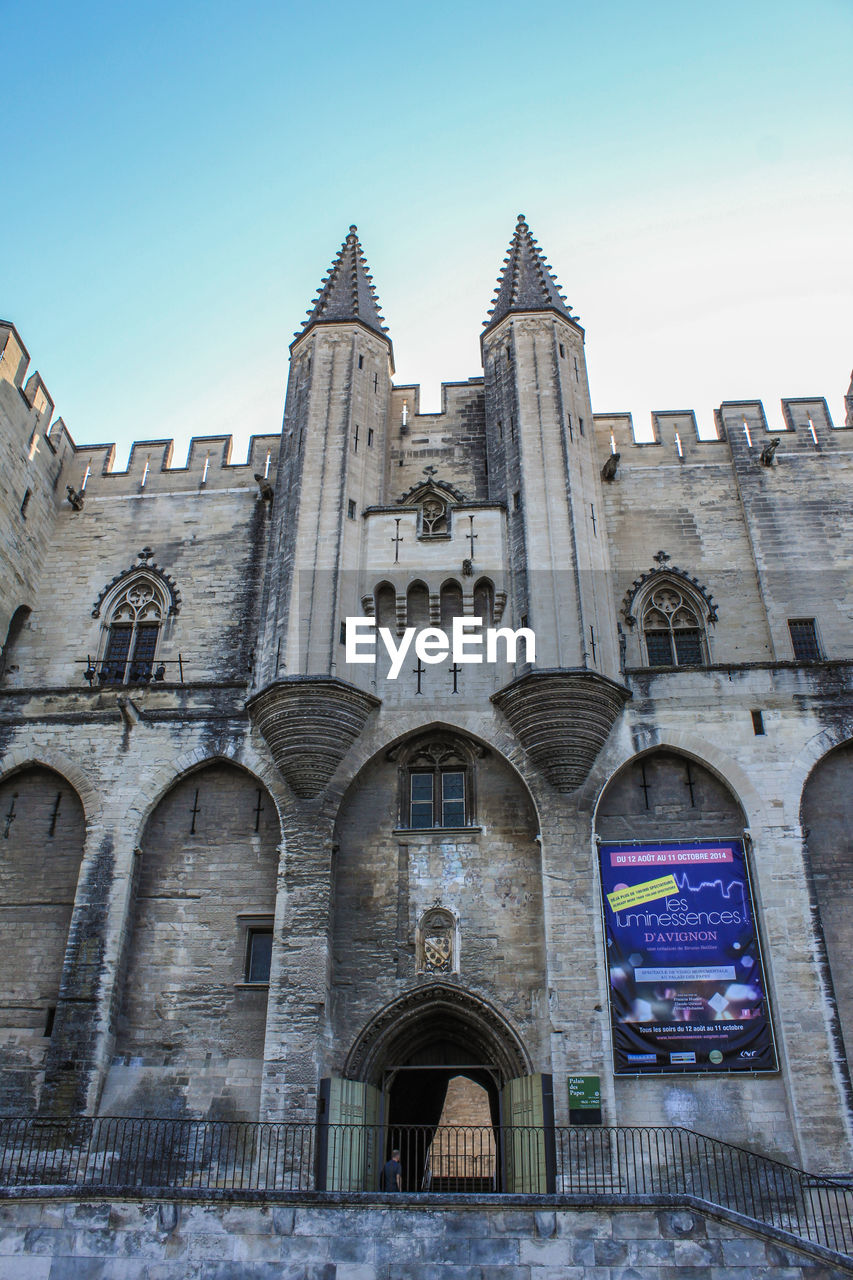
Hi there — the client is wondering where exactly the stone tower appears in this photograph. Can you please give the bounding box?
[250,227,391,798]
[484,217,627,792]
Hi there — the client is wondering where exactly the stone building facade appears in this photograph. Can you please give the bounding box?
[1,216,851,1177]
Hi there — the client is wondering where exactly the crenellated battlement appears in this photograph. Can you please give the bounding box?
[1,321,281,501]
[594,409,732,464]
[0,322,76,462]
[67,432,281,497]
[595,390,853,471]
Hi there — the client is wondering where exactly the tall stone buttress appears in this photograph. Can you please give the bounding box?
[249,226,390,798]
[485,217,628,792]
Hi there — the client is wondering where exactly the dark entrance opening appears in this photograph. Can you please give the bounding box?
[342,983,536,1192]
[383,1053,501,1192]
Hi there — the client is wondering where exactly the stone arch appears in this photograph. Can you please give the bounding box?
[0,763,87,1113]
[122,743,288,847]
[0,749,102,829]
[406,580,430,628]
[787,723,853,827]
[330,723,544,1082]
[590,731,764,836]
[473,578,494,626]
[595,745,746,843]
[374,581,397,630]
[92,560,180,620]
[323,710,546,832]
[439,579,463,625]
[344,983,531,1086]
[1,604,31,677]
[102,758,282,1120]
[800,738,853,1071]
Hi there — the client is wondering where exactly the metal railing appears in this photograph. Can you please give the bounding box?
[77,656,187,685]
[0,1117,851,1259]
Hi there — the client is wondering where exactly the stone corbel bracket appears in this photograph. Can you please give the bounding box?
[492,669,630,793]
[247,677,380,799]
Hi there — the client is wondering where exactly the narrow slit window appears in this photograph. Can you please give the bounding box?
[751,709,765,736]
[347,499,356,519]
[441,771,465,827]
[245,929,273,983]
[101,624,133,685]
[410,772,434,829]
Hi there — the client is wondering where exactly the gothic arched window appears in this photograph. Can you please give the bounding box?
[99,577,167,684]
[641,582,707,668]
[421,496,448,537]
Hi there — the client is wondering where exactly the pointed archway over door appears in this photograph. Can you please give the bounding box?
[318,984,554,1192]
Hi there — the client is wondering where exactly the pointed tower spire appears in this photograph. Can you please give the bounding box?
[483,214,576,333]
[296,225,389,344]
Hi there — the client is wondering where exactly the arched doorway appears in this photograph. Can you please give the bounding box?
[347,981,529,1138]
[318,984,553,1192]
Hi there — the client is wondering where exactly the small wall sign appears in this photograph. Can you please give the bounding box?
[568,1075,602,1125]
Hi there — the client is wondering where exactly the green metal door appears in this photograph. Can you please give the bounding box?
[500,1073,556,1193]
[316,1077,383,1191]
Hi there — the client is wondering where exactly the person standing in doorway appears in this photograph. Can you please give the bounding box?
[380,1148,402,1192]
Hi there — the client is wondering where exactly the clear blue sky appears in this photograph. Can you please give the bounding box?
[4,0,851,463]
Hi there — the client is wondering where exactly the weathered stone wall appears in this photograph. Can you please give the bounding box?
[387,383,488,503]
[595,403,853,670]
[5,466,274,690]
[0,767,86,1113]
[0,324,75,659]
[100,762,281,1120]
[596,750,744,843]
[1,313,852,1183]
[723,401,853,661]
[0,1197,849,1278]
[802,742,853,1072]
[330,739,547,1075]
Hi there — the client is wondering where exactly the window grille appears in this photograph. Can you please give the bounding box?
[788,618,821,661]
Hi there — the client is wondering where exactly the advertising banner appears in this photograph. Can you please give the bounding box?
[598,840,776,1074]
